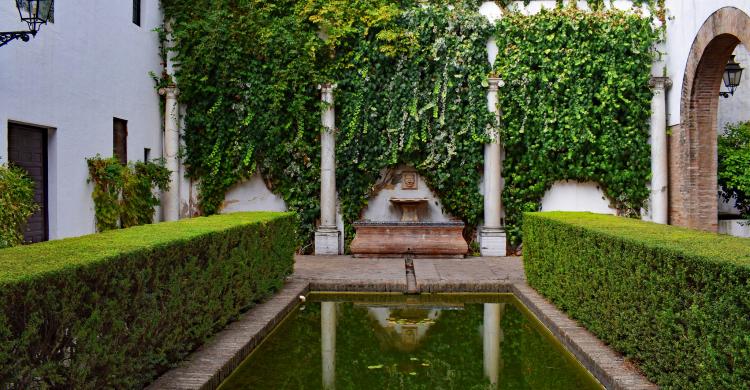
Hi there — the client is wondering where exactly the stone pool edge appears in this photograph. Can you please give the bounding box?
[147,278,656,390]
[146,279,310,390]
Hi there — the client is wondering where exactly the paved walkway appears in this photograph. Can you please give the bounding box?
[149,256,655,390]
[295,255,525,292]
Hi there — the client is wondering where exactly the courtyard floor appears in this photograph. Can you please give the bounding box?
[149,256,655,390]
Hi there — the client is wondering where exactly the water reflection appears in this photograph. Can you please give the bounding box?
[219,294,601,390]
[320,300,507,388]
[321,301,336,390]
[483,303,505,388]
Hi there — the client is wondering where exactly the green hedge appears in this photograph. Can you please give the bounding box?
[523,212,750,389]
[0,212,296,389]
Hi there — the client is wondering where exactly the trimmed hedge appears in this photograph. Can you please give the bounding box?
[0,212,296,389]
[523,212,750,389]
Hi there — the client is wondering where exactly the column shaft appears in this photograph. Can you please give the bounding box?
[315,84,340,255]
[320,85,336,228]
[480,78,507,256]
[162,86,180,221]
[649,77,671,224]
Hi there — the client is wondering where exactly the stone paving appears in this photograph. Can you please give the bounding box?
[149,255,656,390]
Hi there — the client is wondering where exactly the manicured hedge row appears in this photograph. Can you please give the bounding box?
[0,212,296,389]
[523,212,750,389]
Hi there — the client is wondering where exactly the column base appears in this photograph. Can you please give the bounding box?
[479,227,507,257]
[315,227,341,255]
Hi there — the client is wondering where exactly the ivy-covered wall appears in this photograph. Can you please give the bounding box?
[161,0,657,249]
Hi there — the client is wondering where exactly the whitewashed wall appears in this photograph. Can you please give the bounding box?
[221,172,287,213]
[540,181,616,214]
[0,0,164,239]
[361,166,453,222]
[718,44,750,131]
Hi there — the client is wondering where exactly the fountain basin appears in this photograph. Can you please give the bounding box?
[350,221,468,257]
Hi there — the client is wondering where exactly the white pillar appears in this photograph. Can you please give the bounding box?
[649,77,671,224]
[315,84,340,255]
[480,78,507,257]
[483,303,505,387]
[321,301,337,390]
[160,85,180,222]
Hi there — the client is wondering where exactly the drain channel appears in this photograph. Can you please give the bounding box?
[404,252,418,294]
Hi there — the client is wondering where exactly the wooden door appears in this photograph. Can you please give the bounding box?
[8,122,49,243]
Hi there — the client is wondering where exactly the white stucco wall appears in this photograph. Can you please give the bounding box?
[221,172,287,213]
[718,44,750,130]
[540,181,617,214]
[0,1,164,239]
[361,166,453,222]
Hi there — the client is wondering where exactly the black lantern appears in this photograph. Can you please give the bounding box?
[1,0,54,48]
[720,55,744,98]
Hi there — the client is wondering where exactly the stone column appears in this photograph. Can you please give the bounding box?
[321,301,337,390]
[480,78,507,256]
[160,85,180,222]
[315,84,340,255]
[483,303,505,387]
[649,77,671,224]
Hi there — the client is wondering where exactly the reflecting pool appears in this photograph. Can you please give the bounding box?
[219,293,601,389]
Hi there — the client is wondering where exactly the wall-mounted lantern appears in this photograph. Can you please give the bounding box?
[1,0,54,48]
[720,55,744,98]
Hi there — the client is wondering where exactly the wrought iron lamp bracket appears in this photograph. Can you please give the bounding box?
[0,31,33,47]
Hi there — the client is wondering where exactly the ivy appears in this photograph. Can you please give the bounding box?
[494,8,657,244]
[718,121,750,220]
[161,1,657,250]
[336,3,494,243]
[86,156,171,232]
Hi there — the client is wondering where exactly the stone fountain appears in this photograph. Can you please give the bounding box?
[350,170,468,257]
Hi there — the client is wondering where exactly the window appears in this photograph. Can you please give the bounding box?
[144,148,151,162]
[113,118,128,165]
[132,0,141,26]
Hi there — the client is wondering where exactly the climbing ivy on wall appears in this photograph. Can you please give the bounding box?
[336,4,494,243]
[494,8,658,243]
[161,0,657,250]
[87,156,170,232]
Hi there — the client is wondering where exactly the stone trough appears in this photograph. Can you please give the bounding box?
[349,221,468,257]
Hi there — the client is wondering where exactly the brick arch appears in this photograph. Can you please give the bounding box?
[670,7,750,231]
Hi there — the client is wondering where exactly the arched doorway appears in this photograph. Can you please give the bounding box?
[670,7,750,231]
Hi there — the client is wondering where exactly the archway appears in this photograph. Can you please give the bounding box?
[670,7,750,231]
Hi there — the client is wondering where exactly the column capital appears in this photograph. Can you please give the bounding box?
[488,77,504,92]
[158,85,179,99]
[318,83,338,93]
[649,76,672,91]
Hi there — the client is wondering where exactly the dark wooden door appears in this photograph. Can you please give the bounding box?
[8,123,48,243]
[113,118,128,165]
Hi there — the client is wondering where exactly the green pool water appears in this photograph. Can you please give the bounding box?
[219,293,602,389]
